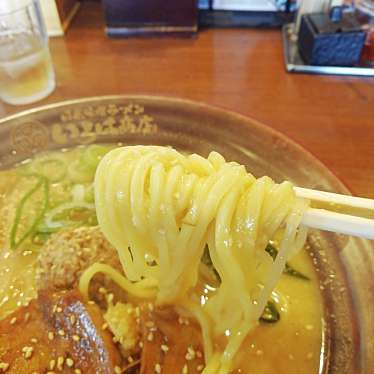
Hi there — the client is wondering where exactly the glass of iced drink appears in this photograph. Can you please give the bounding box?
[0,0,55,105]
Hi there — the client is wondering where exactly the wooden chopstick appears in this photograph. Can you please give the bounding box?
[294,187,374,240]
[294,187,374,211]
[301,208,374,240]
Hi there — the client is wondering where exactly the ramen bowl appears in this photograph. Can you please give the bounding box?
[0,95,372,373]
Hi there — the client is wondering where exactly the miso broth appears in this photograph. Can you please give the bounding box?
[0,145,324,374]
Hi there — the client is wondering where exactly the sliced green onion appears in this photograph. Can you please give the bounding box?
[265,243,309,281]
[283,263,310,281]
[43,201,95,230]
[260,301,280,323]
[17,157,67,183]
[67,145,111,183]
[67,160,94,183]
[201,245,221,283]
[10,175,49,250]
[80,145,110,171]
[37,158,67,183]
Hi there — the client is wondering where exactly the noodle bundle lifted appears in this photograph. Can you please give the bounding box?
[83,145,309,374]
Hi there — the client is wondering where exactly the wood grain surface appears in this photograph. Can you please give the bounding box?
[1,1,373,197]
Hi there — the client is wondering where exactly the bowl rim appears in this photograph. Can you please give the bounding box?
[1,94,371,373]
[0,94,351,196]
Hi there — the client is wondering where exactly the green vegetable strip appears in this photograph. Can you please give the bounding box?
[283,263,310,281]
[260,301,280,323]
[80,145,109,171]
[43,202,95,230]
[68,160,95,183]
[265,243,310,281]
[38,158,67,183]
[10,175,49,250]
[17,157,67,183]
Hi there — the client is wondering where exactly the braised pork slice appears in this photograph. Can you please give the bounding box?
[139,307,205,374]
[0,290,122,373]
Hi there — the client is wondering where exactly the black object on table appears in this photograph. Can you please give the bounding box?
[298,13,366,66]
[102,0,197,37]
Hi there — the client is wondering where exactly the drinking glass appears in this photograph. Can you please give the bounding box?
[0,0,55,105]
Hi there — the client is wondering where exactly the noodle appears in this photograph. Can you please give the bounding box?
[82,145,309,373]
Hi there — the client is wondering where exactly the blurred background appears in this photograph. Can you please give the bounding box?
[0,0,373,197]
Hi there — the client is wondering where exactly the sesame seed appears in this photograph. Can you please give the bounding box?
[52,305,57,313]
[128,356,134,363]
[102,323,108,330]
[161,344,169,353]
[56,307,62,313]
[185,346,195,361]
[305,324,314,331]
[147,332,154,341]
[107,293,114,303]
[46,372,56,374]
[72,335,80,342]
[99,287,107,294]
[74,370,82,374]
[139,341,144,348]
[10,317,17,325]
[58,329,65,336]
[48,331,54,340]
[135,307,140,317]
[49,359,56,370]
[30,338,38,344]
[22,346,34,359]
[196,351,203,359]
[155,363,161,373]
[114,366,121,374]
[66,358,74,368]
[178,317,190,325]
[197,365,204,372]
[148,303,154,311]
[256,350,263,356]
[24,312,30,322]
[70,315,76,325]
[88,300,95,305]
[182,364,188,374]
[57,356,64,370]
[0,362,9,372]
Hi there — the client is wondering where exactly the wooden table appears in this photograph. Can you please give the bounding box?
[1,2,373,197]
